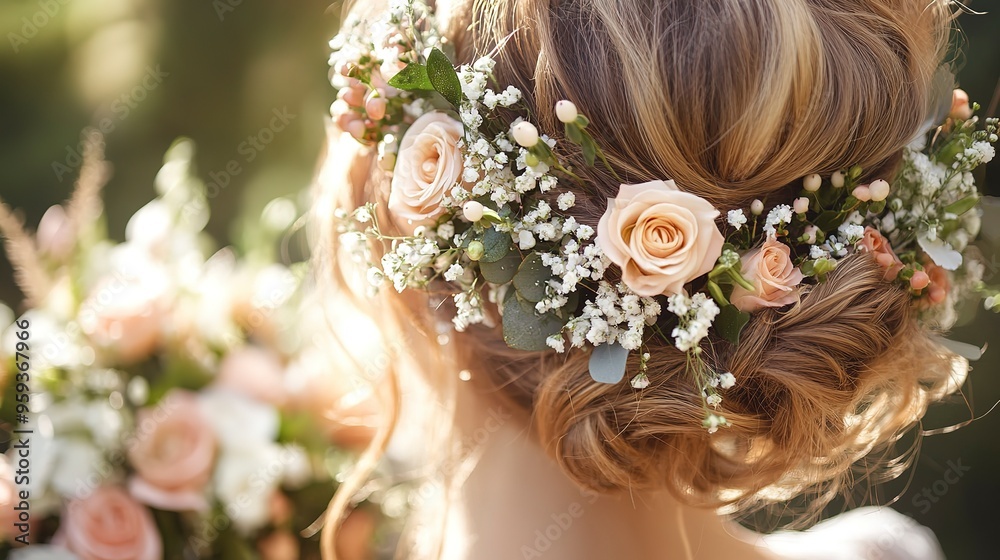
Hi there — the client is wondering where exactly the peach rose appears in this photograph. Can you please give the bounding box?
[597,180,724,296]
[215,346,287,407]
[127,390,215,511]
[949,89,973,121]
[924,261,951,306]
[78,265,168,364]
[859,227,903,281]
[389,112,465,232]
[58,486,161,560]
[730,238,804,312]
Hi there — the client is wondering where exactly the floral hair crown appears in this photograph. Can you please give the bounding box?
[329,0,999,432]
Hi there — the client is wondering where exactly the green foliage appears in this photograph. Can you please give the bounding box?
[501,289,565,351]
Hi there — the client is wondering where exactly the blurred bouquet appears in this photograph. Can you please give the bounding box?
[0,133,404,559]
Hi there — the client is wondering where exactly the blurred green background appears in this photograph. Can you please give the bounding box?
[0,1,998,558]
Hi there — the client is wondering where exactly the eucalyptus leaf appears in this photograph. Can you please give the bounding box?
[716,305,750,345]
[944,195,980,216]
[513,253,552,302]
[480,226,511,263]
[930,334,985,361]
[588,342,629,384]
[813,210,845,232]
[426,48,463,107]
[387,63,433,91]
[480,251,521,284]
[565,122,583,144]
[502,289,566,351]
[581,134,597,166]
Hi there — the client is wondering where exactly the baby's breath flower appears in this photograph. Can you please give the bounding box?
[557,191,576,211]
[727,209,747,230]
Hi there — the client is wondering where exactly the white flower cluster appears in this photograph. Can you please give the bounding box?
[886,145,984,271]
[549,282,661,352]
[377,234,443,292]
[762,204,793,238]
[453,290,485,331]
[727,209,748,230]
[666,293,720,352]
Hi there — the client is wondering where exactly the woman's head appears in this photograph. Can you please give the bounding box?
[321,0,964,539]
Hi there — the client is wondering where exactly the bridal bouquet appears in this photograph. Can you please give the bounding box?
[0,134,403,559]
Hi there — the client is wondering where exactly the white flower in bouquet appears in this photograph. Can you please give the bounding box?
[3,310,86,370]
[197,389,280,452]
[212,444,288,534]
[10,546,80,560]
[48,437,107,499]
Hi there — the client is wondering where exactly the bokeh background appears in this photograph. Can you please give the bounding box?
[1,1,998,558]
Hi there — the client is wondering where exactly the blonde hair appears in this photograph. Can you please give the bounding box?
[316,0,965,556]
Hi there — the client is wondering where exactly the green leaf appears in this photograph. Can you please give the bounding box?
[575,114,590,128]
[565,122,584,144]
[868,199,887,214]
[502,289,566,351]
[581,134,597,166]
[512,253,552,302]
[813,210,845,232]
[588,342,629,383]
[480,226,511,263]
[944,195,980,216]
[387,63,433,91]
[427,48,463,107]
[479,251,521,284]
[716,305,750,345]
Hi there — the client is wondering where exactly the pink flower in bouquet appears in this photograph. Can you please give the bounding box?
[127,390,215,511]
[216,346,287,407]
[258,531,300,560]
[78,263,168,364]
[286,348,381,450]
[36,204,75,259]
[1,456,19,541]
[57,486,161,560]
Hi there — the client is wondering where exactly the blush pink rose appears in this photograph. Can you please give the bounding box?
[58,486,161,560]
[127,390,215,511]
[730,238,804,312]
[596,180,725,296]
[859,227,903,281]
[215,346,287,407]
[389,112,465,232]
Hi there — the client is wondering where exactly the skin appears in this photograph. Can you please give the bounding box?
[439,384,778,560]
